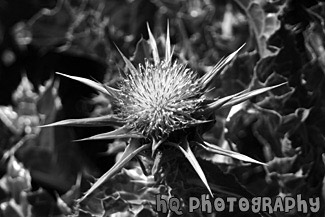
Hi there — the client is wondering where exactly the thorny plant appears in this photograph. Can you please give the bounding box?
[44,24,285,203]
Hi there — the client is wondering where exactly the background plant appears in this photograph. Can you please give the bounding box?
[0,0,324,217]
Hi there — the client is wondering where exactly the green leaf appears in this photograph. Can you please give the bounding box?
[75,127,144,141]
[196,141,266,166]
[169,141,213,197]
[79,140,150,202]
[40,115,124,128]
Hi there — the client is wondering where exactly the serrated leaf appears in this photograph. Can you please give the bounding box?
[75,127,144,141]
[197,141,266,166]
[79,140,150,202]
[102,195,129,216]
[95,168,157,216]
[40,115,124,128]
[169,141,213,197]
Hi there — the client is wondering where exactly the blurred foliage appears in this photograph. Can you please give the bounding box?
[0,0,325,216]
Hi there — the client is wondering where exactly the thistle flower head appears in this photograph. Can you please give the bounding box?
[47,23,286,201]
[117,59,204,137]
[111,25,211,139]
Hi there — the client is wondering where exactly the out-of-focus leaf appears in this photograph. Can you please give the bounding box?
[0,106,21,136]
[12,22,32,47]
[266,155,298,174]
[105,140,127,155]
[28,0,68,48]
[29,0,110,61]
[27,189,62,217]
[36,77,58,117]
[1,199,25,217]
[235,0,285,57]
[268,169,307,193]
[6,156,31,203]
[11,74,40,134]
[131,37,151,66]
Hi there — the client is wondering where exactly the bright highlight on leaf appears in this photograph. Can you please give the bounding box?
[49,24,286,201]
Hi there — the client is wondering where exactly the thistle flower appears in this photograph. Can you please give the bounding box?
[117,59,205,137]
[44,24,285,200]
